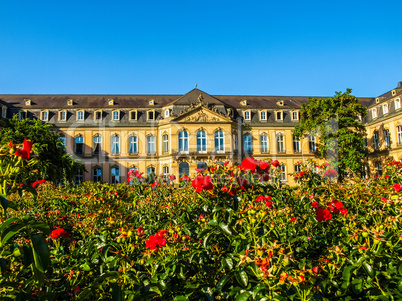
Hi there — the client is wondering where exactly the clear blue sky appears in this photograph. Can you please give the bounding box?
[1,0,401,97]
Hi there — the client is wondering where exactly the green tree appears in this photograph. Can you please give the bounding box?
[293,89,367,179]
[0,115,84,183]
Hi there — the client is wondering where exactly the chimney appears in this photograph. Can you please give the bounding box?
[398,81,402,88]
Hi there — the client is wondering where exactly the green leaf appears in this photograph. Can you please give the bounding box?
[222,258,234,271]
[174,296,189,301]
[208,219,218,226]
[351,278,363,294]
[0,194,8,211]
[77,288,93,300]
[22,245,34,266]
[31,234,50,273]
[1,222,27,247]
[81,263,91,271]
[236,269,248,287]
[342,265,356,283]
[203,234,211,248]
[362,262,374,278]
[235,291,252,301]
[0,217,19,234]
[217,274,231,291]
[0,258,7,272]
[219,222,233,236]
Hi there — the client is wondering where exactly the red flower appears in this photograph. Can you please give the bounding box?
[255,195,272,202]
[241,158,257,172]
[324,169,337,177]
[15,138,33,160]
[49,228,70,239]
[169,175,176,180]
[384,175,390,179]
[294,172,304,180]
[7,141,14,147]
[137,226,145,236]
[339,207,347,215]
[271,160,280,168]
[316,207,332,222]
[312,266,319,273]
[32,179,46,188]
[311,201,319,208]
[224,160,230,166]
[393,183,402,192]
[258,161,270,172]
[195,168,204,172]
[290,217,297,223]
[73,286,80,293]
[180,175,191,182]
[191,175,214,193]
[146,231,166,251]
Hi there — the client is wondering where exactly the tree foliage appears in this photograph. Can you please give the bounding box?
[0,115,84,182]
[293,89,367,179]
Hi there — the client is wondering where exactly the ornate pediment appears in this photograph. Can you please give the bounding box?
[173,107,233,123]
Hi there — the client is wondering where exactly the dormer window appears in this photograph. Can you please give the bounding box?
[112,110,120,121]
[240,100,247,106]
[244,110,251,121]
[59,110,67,121]
[129,110,137,121]
[19,111,27,121]
[149,99,154,106]
[77,110,84,121]
[25,99,31,106]
[276,111,283,121]
[277,100,284,106]
[147,110,155,120]
[372,108,378,119]
[41,110,49,121]
[1,107,7,118]
[292,111,299,121]
[67,99,73,106]
[260,110,267,121]
[164,109,169,118]
[108,99,114,106]
[94,110,102,121]
[383,103,389,115]
[395,98,401,110]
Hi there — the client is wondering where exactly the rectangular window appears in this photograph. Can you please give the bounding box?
[277,134,285,153]
[276,111,283,120]
[129,136,138,155]
[244,135,252,153]
[279,165,286,181]
[309,136,316,153]
[397,125,402,145]
[111,136,120,155]
[77,111,84,121]
[93,168,102,182]
[1,107,6,118]
[19,111,27,120]
[94,136,101,155]
[162,134,169,154]
[41,111,48,121]
[148,111,154,120]
[361,164,369,179]
[260,111,266,120]
[58,136,66,148]
[260,135,269,153]
[75,136,84,155]
[95,111,102,120]
[112,111,119,121]
[294,164,302,173]
[373,132,379,150]
[111,167,120,184]
[75,169,84,184]
[130,111,137,120]
[384,129,391,148]
[292,111,299,121]
[59,111,66,121]
[375,162,382,177]
[147,136,155,154]
[383,103,389,115]
[293,136,300,153]
[244,111,250,120]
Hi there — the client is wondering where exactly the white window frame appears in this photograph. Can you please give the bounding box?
[214,130,225,153]
[244,134,253,153]
[162,134,169,154]
[112,110,120,121]
[292,111,299,121]
[372,108,378,119]
[59,110,67,122]
[373,131,379,150]
[111,136,120,155]
[147,110,155,121]
[397,125,402,145]
[276,110,283,121]
[41,110,49,122]
[395,98,401,110]
[164,109,169,118]
[279,165,286,181]
[384,129,391,148]
[293,136,301,153]
[178,131,189,153]
[244,110,251,121]
[383,103,389,115]
[75,136,84,155]
[77,110,84,121]
[1,107,6,118]
[309,135,316,153]
[93,135,101,155]
[260,110,267,121]
[19,111,27,121]
[147,136,155,155]
[197,131,207,153]
[276,134,285,153]
[260,135,269,153]
[94,110,102,121]
[111,166,120,184]
[129,136,138,155]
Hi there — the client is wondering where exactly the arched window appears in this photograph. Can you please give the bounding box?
[93,167,102,182]
[260,134,268,153]
[197,162,207,171]
[384,129,391,148]
[178,131,189,153]
[147,166,155,175]
[276,134,285,153]
[244,135,252,153]
[129,136,138,155]
[197,131,207,153]
[111,166,120,184]
[214,131,224,152]
[179,162,189,177]
[111,136,120,155]
[397,125,402,145]
[163,166,169,175]
[93,135,101,155]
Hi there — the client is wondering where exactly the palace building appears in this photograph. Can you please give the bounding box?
[1,83,402,184]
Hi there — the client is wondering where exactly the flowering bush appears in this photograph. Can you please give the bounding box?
[0,153,401,300]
